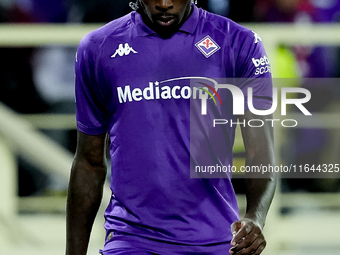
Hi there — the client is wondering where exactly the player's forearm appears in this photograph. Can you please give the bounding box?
[240,112,276,228]
[66,158,107,255]
[244,177,276,228]
[244,151,276,228]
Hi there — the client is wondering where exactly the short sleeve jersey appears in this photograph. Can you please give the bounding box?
[75,5,272,249]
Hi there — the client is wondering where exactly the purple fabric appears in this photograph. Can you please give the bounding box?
[102,234,232,254]
[75,5,272,252]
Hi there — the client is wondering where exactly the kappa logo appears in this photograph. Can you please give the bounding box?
[111,43,138,58]
[252,31,262,44]
[195,35,220,58]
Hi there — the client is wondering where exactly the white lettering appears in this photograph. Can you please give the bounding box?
[281,88,312,115]
[247,87,277,115]
[248,119,264,127]
[281,119,298,127]
[231,119,246,127]
[181,86,191,99]
[117,85,132,103]
[132,88,142,101]
[213,119,299,128]
[255,66,271,75]
[115,80,312,118]
[213,84,244,115]
[143,82,154,100]
[252,55,270,68]
[213,119,228,127]
[265,119,280,127]
[172,86,181,99]
[161,86,171,99]
[192,87,200,99]
[155,82,160,99]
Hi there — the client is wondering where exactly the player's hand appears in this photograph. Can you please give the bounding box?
[229,218,266,255]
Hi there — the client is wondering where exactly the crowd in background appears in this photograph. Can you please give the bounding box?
[0,0,339,197]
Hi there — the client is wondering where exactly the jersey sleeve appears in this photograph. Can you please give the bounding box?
[234,29,273,111]
[75,34,109,135]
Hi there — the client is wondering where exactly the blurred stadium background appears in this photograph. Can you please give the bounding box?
[0,0,340,254]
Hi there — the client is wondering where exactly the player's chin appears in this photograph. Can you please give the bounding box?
[154,23,179,38]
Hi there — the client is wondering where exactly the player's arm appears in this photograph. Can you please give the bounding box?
[230,111,276,255]
[66,131,107,255]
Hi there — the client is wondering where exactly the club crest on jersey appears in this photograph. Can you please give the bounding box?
[195,35,220,58]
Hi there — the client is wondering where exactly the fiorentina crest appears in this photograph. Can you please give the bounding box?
[195,35,220,58]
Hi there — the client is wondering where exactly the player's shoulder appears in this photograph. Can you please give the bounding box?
[199,8,257,43]
[79,12,134,51]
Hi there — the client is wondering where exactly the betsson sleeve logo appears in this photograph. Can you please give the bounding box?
[252,55,271,76]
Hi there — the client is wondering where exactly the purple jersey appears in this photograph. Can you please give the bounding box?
[75,5,272,253]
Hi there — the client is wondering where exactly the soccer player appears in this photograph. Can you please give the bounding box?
[66,1,276,255]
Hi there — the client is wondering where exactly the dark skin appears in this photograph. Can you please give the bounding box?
[66,1,276,254]
[138,0,193,38]
[229,112,276,255]
[66,132,107,255]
